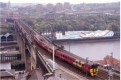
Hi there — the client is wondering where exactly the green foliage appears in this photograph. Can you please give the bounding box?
[26,14,120,33]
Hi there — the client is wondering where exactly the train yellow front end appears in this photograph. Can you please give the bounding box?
[90,64,98,76]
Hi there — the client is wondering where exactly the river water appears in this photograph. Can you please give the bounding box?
[55,40,120,61]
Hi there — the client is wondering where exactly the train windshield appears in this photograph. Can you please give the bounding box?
[90,64,99,76]
[91,64,98,68]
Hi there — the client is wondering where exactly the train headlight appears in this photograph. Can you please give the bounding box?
[90,69,94,76]
[90,68,98,76]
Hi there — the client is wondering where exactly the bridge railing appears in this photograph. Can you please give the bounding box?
[36,51,53,76]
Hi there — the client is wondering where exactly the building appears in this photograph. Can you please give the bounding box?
[0,63,11,70]
[36,4,44,13]
[0,70,15,80]
[0,33,14,41]
[26,68,44,80]
[55,3,63,12]
[10,11,20,19]
[46,3,54,12]
[0,2,7,9]
[94,30,114,37]
[55,30,114,40]
[63,2,71,10]
[7,1,11,9]
[95,55,120,70]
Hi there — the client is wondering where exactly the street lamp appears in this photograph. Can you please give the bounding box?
[108,64,112,80]
[69,41,70,52]
[110,53,113,68]
[53,46,55,75]
[110,52,113,80]
[108,52,113,80]
[86,57,88,78]
[58,69,62,78]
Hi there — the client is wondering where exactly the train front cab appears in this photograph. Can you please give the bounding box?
[90,64,98,76]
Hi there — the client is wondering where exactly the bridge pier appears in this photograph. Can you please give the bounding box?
[30,45,38,70]
[15,28,36,72]
[25,49,31,72]
[15,29,30,72]
[16,34,24,62]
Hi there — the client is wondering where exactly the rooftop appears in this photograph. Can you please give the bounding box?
[0,51,20,54]
[48,30,114,40]
[0,69,15,78]
[95,55,120,70]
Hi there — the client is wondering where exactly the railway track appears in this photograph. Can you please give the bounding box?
[35,43,100,80]
[97,67,120,80]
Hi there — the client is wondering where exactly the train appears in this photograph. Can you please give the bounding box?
[32,34,99,76]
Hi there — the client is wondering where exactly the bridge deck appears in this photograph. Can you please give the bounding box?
[15,19,54,76]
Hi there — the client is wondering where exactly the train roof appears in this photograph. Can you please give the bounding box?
[57,48,95,65]
[40,35,97,66]
[34,32,96,66]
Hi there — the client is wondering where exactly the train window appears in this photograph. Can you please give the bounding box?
[63,55,65,57]
[65,55,67,58]
[76,61,78,63]
[68,58,70,60]
[63,55,64,58]
[79,62,81,65]
[70,58,72,61]
[71,59,73,61]
[66,56,68,59]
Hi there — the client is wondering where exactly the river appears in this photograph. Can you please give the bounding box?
[55,40,120,61]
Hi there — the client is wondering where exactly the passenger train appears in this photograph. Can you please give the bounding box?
[33,34,99,76]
